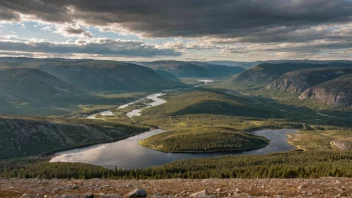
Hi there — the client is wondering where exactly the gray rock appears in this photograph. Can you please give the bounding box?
[84,192,94,198]
[126,188,147,198]
[190,189,209,197]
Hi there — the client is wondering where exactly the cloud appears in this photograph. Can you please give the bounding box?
[0,37,181,57]
[1,0,352,60]
[55,25,94,38]
[1,0,352,40]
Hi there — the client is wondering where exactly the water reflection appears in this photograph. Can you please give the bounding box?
[50,129,297,169]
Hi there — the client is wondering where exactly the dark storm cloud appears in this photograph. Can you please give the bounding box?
[0,39,181,57]
[0,6,20,21]
[63,26,94,38]
[1,0,352,42]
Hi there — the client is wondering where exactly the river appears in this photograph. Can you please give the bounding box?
[50,129,297,169]
[54,87,297,169]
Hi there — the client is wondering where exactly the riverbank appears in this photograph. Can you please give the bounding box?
[1,178,351,197]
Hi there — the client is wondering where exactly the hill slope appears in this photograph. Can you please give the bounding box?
[299,74,352,107]
[142,90,274,118]
[229,61,352,108]
[142,61,244,78]
[266,67,352,94]
[233,62,352,85]
[0,117,146,159]
[0,67,88,115]
[0,57,184,93]
[39,62,182,92]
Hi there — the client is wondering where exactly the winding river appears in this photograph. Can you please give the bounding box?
[52,88,297,169]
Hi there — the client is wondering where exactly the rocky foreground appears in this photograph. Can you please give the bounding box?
[1,178,352,198]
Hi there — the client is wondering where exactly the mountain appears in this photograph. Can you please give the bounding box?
[266,67,352,94]
[39,63,181,92]
[0,67,88,115]
[0,117,146,159]
[0,57,184,93]
[233,61,352,85]
[231,61,352,107]
[154,70,180,82]
[299,74,352,107]
[209,60,352,69]
[207,61,261,68]
[141,61,245,78]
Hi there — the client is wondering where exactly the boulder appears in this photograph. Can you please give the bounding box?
[126,188,147,198]
[190,189,209,197]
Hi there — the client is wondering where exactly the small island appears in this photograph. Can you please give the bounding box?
[139,127,269,153]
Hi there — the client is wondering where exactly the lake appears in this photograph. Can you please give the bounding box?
[50,128,297,169]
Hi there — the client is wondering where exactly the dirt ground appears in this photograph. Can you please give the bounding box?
[0,178,351,197]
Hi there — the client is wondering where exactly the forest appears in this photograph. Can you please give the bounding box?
[2,151,352,180]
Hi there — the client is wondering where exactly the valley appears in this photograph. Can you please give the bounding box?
[0,58,351,196]
[2,2,352,197]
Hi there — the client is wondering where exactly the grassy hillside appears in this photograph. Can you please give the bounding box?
[139,127,269,153]
[142,61,244,78]
[0,116,147,159]
[142,90,276,118]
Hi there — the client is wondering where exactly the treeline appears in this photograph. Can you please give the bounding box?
[1,151,352,179]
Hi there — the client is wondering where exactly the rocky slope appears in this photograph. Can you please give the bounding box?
[233,62,352,85]
[231,61,352,107]
[299,74,352,107]
[266,67,352,94]
[0,117,145,159]
[1,178,352,197]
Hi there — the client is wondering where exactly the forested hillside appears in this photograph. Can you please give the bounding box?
[0,117,147,159]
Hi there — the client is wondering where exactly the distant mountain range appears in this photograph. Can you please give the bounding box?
[207,60,352,69]
[135,60,245,78]
[0,58,184,115]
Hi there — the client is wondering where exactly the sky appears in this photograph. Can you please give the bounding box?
[0,0,352,62]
